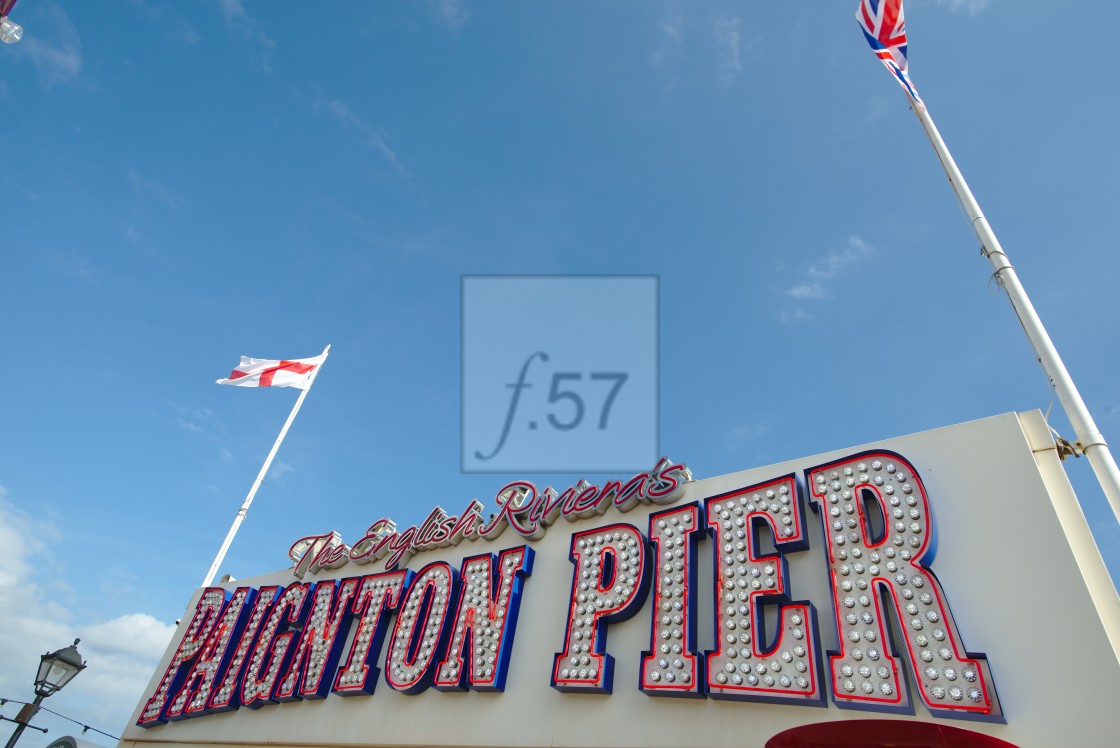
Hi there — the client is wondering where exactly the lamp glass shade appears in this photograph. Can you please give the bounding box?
[34,641,86,696]
[0,17,22,44]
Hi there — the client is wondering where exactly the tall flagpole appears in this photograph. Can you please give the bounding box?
[903,94,1120,527]
[201,344,332,587]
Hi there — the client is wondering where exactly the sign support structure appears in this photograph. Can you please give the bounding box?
[201,344,332,587]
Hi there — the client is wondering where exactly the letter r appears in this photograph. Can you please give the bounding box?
[806,451,1003,721]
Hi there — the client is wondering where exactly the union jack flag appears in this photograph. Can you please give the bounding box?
[856,0,922,103]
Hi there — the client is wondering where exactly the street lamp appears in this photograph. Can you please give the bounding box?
[0,0,23,44]
[3,640,86,748]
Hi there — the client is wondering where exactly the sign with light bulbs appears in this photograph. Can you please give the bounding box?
[123,412,1120,748]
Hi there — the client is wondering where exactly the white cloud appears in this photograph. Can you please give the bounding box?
[779,306,812,326]
[649,9,684,94]
[269,459,296,484]
[935,0,991,15]
[0,490,175,740]
[787,283,826,301]
[806,235,875,281]
[21,40,82,83]
[17,2,83,85]
[218,0,248,25]
[433,0,470,30]
[779,236,875,325]
[172,20,202,45]
[128,170,184,209]
[713,17,742,84]
[864,95,890,124]
[218,0,277,66]
[170,403,225,437]
[315,99,411,178]
[725,423,767,449]
[45,253,102,284]
[121,223,142,242]
[660,17,682,45]
[128,0,201,45]
[175,418,203,433]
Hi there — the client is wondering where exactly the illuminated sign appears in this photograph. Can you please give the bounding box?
[135,451,1004,728]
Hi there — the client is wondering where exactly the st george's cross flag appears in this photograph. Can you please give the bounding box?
[216,354,326,390]
[856,0,922,104]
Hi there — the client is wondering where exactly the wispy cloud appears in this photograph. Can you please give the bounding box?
[935,0,991,15]
[433,0,470,30]
[128,0,201,45]
[45,253,102,284]
[175,418,204,433]
[787,283,827,301]
[128,170,184,209]
[779,307,812,326]
[713,17,743,84]
[17,2,82,85]
[780,235,875,325]
[649,10,685,93]
[218,0,277,67]
[725,423,767,450]
[864,95,890,124]
[218,0,249,26]
[806,235,875,280]
[315,99,411,178]
[172,20,202,45]
[20,41,83,84]
[660,15,682,45]
[269,459,295,484]
[170,403,226,438]
[121,222,143,242]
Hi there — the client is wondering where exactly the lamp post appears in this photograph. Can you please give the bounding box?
[3,640,86,748]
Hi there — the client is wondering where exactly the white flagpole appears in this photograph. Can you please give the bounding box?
[201,344,332,587]
[902,93,1120,527]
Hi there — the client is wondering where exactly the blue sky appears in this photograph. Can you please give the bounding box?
[2,0,1118,744]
